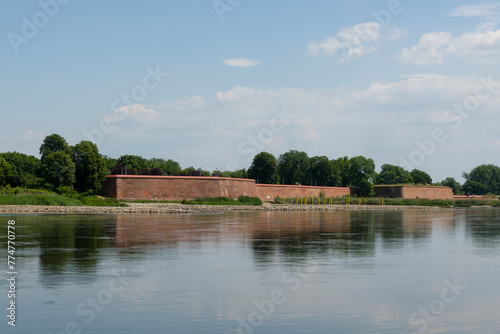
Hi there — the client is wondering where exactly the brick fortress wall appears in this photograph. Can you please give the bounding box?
[373,186,453,200]
[100,176,453,201]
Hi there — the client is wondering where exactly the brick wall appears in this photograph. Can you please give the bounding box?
[256,184,350,201]
[373,186,453,199]
[100,175,257,200]
[99,175,351,201]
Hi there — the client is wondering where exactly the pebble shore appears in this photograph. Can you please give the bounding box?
[0,203,442,214]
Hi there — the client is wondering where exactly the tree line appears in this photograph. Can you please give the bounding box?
[0,134,498,196]
[247,151,500,197]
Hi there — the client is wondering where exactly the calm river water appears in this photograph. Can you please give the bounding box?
[1,209,500,333]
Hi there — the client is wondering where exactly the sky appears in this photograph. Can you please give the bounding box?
[1,0,500,182]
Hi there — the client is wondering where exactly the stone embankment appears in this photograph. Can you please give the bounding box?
[0,203,442,214]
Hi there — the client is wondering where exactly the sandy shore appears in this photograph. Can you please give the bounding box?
[0,202,443,214]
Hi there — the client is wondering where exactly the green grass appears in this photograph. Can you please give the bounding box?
[183,196,263,206]
[0,194,83,206]
[274,195,500,208]
[0,187,127,207]
[125,196,263,206]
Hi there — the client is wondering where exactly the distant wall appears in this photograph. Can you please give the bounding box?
[256,184,350,201]
[373,186,453,200]
[99,176,350,201]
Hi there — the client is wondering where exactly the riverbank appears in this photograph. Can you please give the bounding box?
[0,202,445,214]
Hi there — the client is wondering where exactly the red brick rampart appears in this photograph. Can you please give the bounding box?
[99,177,453,201]
[100,175,257,200]
[256,184,350,201]
[99,175,350,201]
[373,185,453,199]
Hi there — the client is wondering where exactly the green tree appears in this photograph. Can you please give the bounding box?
[102,156,117,175]
[463,180,489,195]
[411,169,432,184]
[376,164,413,185]
[163,159,182,175]
[440,177,463,195]
[248,152,278,184]
[358,179,374,197]
[0,152,40,187]
[148,158,181,175]
[39,134,70,160]
[348,156,375,195]
[117,155,148,174]
[39,151,76,189]
[277,150,310,185]
[348,156,376,185]
[72,141,107,193]
[0,157,14,187]
[229,168,248,179]
[332,156,350,187]
[310,156,341,186]
[463,164,500,195]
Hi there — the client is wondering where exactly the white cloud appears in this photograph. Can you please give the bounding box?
[98,73,500,182]
[308,22,406,62]
[110,104,159,124]
[223,58,260,67]
[448,2,500,18]
[399,23,500,65]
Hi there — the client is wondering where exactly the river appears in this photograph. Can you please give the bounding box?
[1,209,500,333]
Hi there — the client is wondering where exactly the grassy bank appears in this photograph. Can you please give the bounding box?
[126,196,263,206]
[275,195,500,208]
[0,187,126,207]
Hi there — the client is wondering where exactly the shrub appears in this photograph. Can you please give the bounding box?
[237,196,263,206]
[139,168,151,175]
[150,167,163,175]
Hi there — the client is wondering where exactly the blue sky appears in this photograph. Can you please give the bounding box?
[2,0,500,182]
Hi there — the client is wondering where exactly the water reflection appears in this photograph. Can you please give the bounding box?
[0,209,460,286]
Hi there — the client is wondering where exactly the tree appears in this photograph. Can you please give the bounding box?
[332,156,350,187]
[211,169,223,177]
[163,159,181,175]
[463,180,489,195]
[309,156,341,186]
[348,156,376,186]
[39,151,76,189]
[117,155,148,173]
[248,152,278,184]
[39,134,70,160]
[139,168,151,175]
[0,157,14,187]
[410,169,432,184]
[72,141,107,193]
[0,152,40,188]
[277,150,310,185]
[148,158,181,175]
[348,156,376,196]
[358,179,374,197]
[376,164,413,185]
[229,168,248,179]
[102,155,117,175]
[463,164,500,195]
[440,177,463,195]
[150,167,163,175]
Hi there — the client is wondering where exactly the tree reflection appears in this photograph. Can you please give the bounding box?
[464,208,500,249]
[251,210,440,267]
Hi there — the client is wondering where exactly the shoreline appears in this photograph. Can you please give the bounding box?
[0,203,445,214]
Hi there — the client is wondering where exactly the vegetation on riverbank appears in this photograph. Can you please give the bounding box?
[2,133,500,203]
[125,196,263,206]
[275,195,500,208]
[0,187,125,207]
